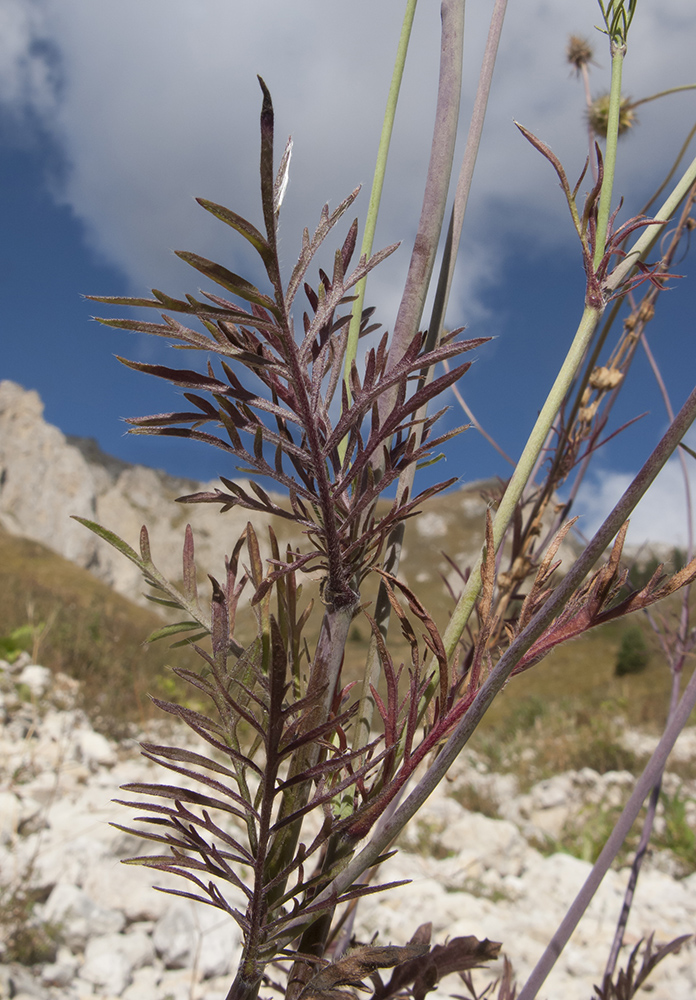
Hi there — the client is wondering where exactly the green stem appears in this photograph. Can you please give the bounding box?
[593,40,625,269]
[441,302,603,658]
[630,83,696,109]
[606,150,696,293]
[287,382,696,926]
[342,0,418,403]
[441,148,696,663]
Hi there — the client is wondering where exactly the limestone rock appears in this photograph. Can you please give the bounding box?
[1,654,695,1000]
[78,930,155,996]
[40,883,125,948]
[152,901,241,979]
[0,379,289,605]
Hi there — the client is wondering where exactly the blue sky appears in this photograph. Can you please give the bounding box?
[2,0,695,547]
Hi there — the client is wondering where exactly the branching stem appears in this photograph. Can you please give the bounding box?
[441,302,603,658]
[280,383,696,930]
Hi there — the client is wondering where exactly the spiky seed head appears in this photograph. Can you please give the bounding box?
[587,93,638,138]
[567,35,594,74]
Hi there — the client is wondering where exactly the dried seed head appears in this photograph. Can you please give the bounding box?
[589,366,624,391]
[567,35,594,74]
[587,93,638,137]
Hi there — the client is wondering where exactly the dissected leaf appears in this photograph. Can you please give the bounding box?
[299,944,429,1000]
[373,934,502,1000]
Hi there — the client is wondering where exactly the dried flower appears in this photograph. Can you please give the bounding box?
[567,35,594,75]
[587,92,638,137]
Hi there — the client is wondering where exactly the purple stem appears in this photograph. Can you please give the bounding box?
[517,661,696,1000]
[279,384,696,932]
[380,0,465,398]
[602,327,696,980]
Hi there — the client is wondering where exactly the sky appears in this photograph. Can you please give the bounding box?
[1,0,695,550]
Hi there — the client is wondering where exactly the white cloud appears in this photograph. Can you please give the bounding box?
[573,430,696,550]
[2,0,695,329]
[0,0,58,118]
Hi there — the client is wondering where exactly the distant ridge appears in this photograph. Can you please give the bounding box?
[0,379,585,608]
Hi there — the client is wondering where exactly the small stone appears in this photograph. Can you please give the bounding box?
[0,791,22,844]
[75,727,116,768]
[17,665,52,698]
[153,901,241,978]
[79,930,156,996]
[41,883,125,948]
[41,949,79,988]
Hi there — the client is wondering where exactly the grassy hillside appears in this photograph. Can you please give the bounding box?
[0,528,200,735]
[1,496,691,750]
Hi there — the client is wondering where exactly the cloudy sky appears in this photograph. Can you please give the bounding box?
[2,0,695,549]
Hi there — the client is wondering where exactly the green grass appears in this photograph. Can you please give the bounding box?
[531,785,696,876]
[0,528,200,737]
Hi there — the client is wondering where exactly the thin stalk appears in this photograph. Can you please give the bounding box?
[428,0,509,346]
[442,302,603,659]
[342,0,419,403]
[602,667,680,981]
[443,355,515,465]
[605,151,696,293]
[593,40,625,269]
[579,55,598,183]
[603,273,696,980]
[380,0,466,389]
[518,661,696,1000]
[350,0,467,754]
[630,83,696,110]
[443,151,696,659]
[639,120,696,216]
[352,0,507,751]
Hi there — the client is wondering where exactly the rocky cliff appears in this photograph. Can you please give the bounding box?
[0,380,295,603]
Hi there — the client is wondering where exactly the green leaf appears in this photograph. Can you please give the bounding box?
[196,198,272,262]
[72,517,143,567]
[170,632,209,648]
[174,251,279,312]
[146,621,205,644]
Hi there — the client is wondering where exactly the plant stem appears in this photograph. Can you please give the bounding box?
[352,0,507,750]
[350,0,467,752]
[605,152,696,293]
[593,39,625,270]
[518,661,696,1000]
[342,0,419,403]
[427,0,509,347]
[279,383,696,929]
[630,83,696,110]
[442,302,603,658]
[602,663,680,981]
[441,151,696,659]
[380,0,466,392]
